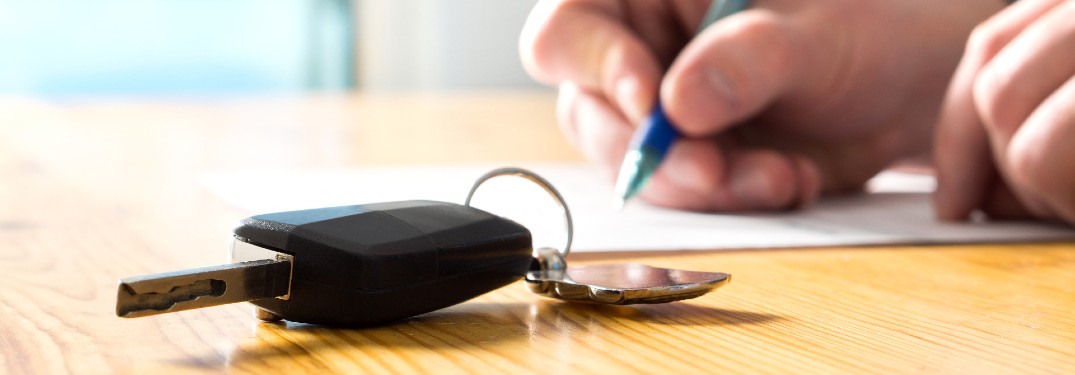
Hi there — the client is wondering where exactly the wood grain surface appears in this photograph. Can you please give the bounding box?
[1,92,1073,374]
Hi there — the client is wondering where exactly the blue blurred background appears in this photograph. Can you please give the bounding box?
[0,0,539,96]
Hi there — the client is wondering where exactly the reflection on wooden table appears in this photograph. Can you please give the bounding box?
[1,92,1073,374]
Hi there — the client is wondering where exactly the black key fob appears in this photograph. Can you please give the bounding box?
[232,200,533,326]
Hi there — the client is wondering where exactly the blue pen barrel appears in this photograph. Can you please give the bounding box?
[629,102,681,158]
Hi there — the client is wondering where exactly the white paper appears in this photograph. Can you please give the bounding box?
[201,163,1075,252]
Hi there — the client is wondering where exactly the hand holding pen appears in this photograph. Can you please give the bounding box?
[613,0,749,206]
[520,0,1001,212]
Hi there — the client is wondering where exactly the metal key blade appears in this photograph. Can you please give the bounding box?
[116,259,291,318]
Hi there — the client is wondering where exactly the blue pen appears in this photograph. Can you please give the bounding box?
[613,0,750,205]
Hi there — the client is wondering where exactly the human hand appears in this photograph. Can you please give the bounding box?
[934,0,1075,225]
[520,0,1002,211]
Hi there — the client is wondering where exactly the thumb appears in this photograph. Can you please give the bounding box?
[660,10,798,137]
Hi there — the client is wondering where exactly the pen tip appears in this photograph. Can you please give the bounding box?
[614,165,637,205]
[614,149,649,206]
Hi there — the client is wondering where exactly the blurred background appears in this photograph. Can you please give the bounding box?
[0,0,543,96]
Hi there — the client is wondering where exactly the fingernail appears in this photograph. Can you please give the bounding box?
[730,165,776,209]
[615,76,646,124]
[664,158,707,193]
[793,157,822,209]
[702,68,739,111]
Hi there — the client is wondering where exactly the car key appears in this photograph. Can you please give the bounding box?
[117,200,534,326]
[116,168,730,326]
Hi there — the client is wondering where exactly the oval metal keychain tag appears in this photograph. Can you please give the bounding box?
[466,168,731,305]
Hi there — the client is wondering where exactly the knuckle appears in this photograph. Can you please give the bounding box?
[965,21,1010,64]
[752,152,799,209]
[971,65,1020,134]
[1007,143,1063,205]
[1007,140,1042,187]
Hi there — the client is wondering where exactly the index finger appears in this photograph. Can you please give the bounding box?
[520,0,667,121]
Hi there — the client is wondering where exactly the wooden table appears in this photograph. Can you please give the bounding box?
[2,92,1073,374]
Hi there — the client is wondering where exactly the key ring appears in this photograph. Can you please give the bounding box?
[465,167,573,258]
